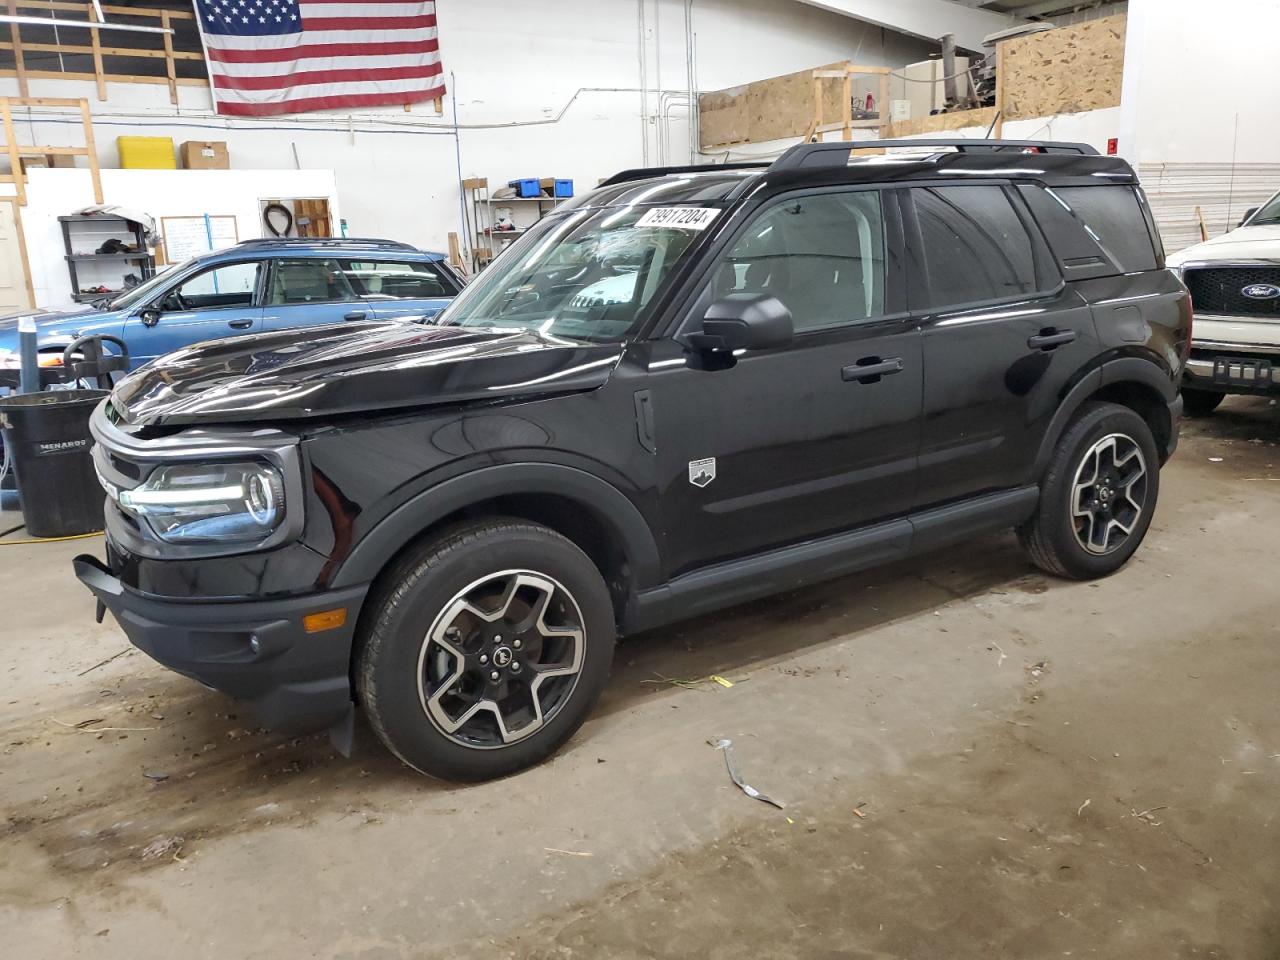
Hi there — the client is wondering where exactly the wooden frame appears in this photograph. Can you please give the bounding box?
[0,194,37,310]
[802,63,892,145]
[1,1,199,102]
[0,95,101,205]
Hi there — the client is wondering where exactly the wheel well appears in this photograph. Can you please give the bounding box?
[1088,380,1172,460]
[357,493,634,629]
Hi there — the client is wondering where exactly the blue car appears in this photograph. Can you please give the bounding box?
[0,237,462,375]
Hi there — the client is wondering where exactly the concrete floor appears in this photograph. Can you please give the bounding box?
[3,397,1279,959]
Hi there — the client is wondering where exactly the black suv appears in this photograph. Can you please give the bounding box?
[76,139,1190,782]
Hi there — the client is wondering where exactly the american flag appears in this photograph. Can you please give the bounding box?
[193,0,445,117]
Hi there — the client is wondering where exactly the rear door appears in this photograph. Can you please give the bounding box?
[907,182,1100,505]
[260,257,373,332]
[122,259,265,365]
[340,258,461,322]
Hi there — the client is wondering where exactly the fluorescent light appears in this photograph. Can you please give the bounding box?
[0,15,174,35]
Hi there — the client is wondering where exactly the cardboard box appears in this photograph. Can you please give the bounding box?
[179,140,230,170]
[117,136,176,169]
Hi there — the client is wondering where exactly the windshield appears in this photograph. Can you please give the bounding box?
[1249,191,1280,227]
[107,261,187,310]
[439,204,719,342]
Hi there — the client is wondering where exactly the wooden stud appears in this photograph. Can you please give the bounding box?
[877,71,890,140]
[841,70,852,141]
[161,11,178,106]
[0,67,208,87]
[811,73,823,143]
[1195,205,1209,243]
[447,231,463,270]
[993,40,1007,138]
[1,99,23,205]
[89,3,106,102]
[432,96,443,114]
[79,97,103,204]
[8,0,28,98]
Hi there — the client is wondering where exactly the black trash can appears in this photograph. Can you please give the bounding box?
[0,389,108,538]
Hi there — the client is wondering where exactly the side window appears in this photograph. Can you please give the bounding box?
[340,260,457,299]
[164,261,261,311]
[713,190,886,333]
[913,185,1039,309]
[268,258,357,305]
[1052,186,1158,273]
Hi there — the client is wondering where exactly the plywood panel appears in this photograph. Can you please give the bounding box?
[1002,14,1126,120]
[698,62,855,149]
[886,107,997,139]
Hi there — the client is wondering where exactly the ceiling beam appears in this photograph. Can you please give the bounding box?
[792,0,1024,50]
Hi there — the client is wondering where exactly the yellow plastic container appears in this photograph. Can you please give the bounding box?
[116,136,176,169]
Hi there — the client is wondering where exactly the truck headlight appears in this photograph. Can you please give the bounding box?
[118,461,285,544]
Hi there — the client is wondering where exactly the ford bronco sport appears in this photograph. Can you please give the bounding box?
[76,139,1190,782]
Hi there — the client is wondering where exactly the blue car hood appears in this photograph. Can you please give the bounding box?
[0,307,126,354]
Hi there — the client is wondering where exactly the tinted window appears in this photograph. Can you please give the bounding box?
[1053,186,1158,273]
[268,258,357,305]
[714,190,886,332]
[165,261,260,311]
[913,185,1037,309]
[340,260,456,299]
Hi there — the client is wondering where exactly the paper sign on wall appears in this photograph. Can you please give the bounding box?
[160,214,239,265]
[635,207,720,230]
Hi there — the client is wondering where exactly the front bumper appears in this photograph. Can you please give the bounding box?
[1184,349,1280,395]
[74,554,368,734]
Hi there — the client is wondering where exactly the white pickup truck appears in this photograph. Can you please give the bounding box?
[1168,190,1280,415]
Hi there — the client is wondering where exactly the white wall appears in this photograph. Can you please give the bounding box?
[16,168,338,307]
[0,0,934,307]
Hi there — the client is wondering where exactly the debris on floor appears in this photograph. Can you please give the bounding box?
[140,835,184,861]
[708,737,784,810]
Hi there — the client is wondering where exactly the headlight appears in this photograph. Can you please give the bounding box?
[117,461,285,544]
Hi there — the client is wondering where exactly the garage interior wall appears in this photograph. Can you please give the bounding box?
[0,0,935,293]
[1120,0,1280,250]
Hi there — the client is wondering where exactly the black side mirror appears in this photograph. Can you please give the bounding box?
[687,293,793,356]
[1240,207,1259,227]
[140,308,161,327]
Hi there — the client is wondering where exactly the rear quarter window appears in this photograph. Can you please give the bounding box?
[1052,185,1158,273]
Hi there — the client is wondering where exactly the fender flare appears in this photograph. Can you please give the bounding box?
[1032,357,1176,477]
[329,463,662,590]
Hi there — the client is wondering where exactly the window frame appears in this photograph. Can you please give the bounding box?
[901,180,1065,317]
[152,258,267,314]
[669,183,909,346]
[263,256,362,308]
[337,257,462,300]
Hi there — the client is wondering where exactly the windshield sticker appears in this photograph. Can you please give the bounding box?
[635,207,720,230]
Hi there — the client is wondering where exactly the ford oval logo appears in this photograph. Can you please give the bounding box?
[1242,283,1280,300]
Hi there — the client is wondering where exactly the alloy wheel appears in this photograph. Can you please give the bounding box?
[416,570,585,749]
[1070,433,1149,556]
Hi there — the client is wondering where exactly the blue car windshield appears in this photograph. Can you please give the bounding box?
[438,205,718,343]
[107,261,187,310]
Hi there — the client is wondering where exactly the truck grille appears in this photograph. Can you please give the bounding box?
[1184,266,1280,317]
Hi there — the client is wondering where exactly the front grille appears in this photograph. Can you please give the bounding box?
[1184,266,1280,317]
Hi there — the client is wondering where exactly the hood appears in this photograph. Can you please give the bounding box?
[1167,223,1280,267]
[111,321,624,427]
[0,306,123,353]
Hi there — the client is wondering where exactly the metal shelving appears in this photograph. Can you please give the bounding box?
[59,214,155,305]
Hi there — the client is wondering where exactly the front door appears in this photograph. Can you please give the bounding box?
[123,259,265,366]
[649,187,923,578]
[905,183,1100,505]
[0,200,33,315]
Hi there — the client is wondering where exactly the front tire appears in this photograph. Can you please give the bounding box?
[1018,402,1160,579]
[1181,387,1224,417]
[356,519,615,782]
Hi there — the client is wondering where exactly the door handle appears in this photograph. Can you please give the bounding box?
[1027,328,1077,351]
[842,357,904,383]
[344,311,369,321]
[227,318,255,329]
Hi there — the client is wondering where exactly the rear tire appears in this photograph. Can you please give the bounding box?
[356,519,615,782]
[1018,402,1160,580]
[1181,387,1224,417]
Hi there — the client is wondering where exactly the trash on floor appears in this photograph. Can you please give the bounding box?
[708,737,784,810]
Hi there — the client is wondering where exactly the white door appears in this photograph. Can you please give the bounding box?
[0,201,33,315]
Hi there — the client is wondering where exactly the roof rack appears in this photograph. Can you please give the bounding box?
[771,138,1099,171]
[598,161,770,188]
[236,237,417,250]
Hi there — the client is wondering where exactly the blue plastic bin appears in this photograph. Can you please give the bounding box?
[508,178,540,198]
